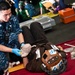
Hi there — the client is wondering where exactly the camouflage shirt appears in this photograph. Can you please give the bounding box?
[0,15,22,70]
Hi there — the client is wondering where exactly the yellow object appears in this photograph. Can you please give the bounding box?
[32,12,58,19]
[8,64,24,73]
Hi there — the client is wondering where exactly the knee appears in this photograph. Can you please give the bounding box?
[30,22,42,29]
[22,26,29,31]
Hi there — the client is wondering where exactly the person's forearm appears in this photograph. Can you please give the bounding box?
[18,33,25,44]
[0,44,12,52]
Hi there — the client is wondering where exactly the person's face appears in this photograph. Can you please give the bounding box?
[0,8,12,22]
[56,0,59,2]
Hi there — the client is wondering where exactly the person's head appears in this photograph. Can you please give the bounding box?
[19,1,24,9]
[0,1,12,22]
[24,0,28,5]
[55,0,59,2]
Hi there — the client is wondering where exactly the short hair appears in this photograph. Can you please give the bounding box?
[0,1,11,11]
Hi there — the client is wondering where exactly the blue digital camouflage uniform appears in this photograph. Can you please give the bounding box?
[25,3,37,17]
[0,15,22,70]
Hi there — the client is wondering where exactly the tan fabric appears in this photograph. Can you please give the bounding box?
[21,44,32,57]
[43,2,52,9]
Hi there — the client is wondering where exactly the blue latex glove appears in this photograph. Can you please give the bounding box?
[12,48,21,56]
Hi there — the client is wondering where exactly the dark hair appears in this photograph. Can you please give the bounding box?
[0,1,11,11]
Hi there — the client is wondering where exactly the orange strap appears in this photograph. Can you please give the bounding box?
[9,64,24,73]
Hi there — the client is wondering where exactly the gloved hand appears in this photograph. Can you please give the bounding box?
[21,43,32,57]
[12,48,21,56]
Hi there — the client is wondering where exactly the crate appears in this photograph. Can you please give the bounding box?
[58,8,75,23]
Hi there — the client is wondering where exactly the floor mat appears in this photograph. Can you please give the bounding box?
[9,38,75,75]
